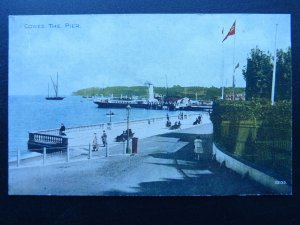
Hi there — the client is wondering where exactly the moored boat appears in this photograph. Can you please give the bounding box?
[94,83,163,110]
[93,83,213,111]
[94,97,163,110]
[46,72,65,100]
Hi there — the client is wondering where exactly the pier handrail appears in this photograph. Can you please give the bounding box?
[28,132,68,145]
[35,113,203,134]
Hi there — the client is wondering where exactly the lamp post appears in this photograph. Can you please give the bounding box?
[126,104,131,154]
[107,110,112,130]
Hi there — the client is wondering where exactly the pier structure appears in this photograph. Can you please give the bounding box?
[10,112,208,167]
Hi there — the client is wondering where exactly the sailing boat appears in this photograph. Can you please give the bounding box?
[46,72,65,100]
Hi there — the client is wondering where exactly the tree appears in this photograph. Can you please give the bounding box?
[242,47,273,100]
[275,47,291,101]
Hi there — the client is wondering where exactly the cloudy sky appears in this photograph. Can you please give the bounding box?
[9,14,291,95]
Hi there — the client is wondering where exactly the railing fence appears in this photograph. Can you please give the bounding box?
[12,113,204,168]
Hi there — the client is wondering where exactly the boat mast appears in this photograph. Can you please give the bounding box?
[50,76,56,97]
[56,72,59,98]
[165,74,168,96]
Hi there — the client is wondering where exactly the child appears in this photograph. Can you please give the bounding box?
[92,133,98,151]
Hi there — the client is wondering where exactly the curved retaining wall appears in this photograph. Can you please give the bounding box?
[213,143,291,195]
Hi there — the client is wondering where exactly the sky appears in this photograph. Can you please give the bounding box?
[9,14,291,96]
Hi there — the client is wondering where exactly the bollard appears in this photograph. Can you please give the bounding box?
[66,146,70,162]
[123,140,126,155]
[106,144,109,157]
[88,143,92,159]
[43,147,46,165]
[129,139,132,154]
[132,137,138,154]
[17,149,20,167]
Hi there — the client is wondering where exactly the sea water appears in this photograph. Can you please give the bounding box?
[8,95,185,159]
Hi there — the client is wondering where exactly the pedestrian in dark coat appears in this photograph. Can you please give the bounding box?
[101,130,107,147]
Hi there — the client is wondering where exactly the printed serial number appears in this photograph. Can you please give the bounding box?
[275,180,287,185]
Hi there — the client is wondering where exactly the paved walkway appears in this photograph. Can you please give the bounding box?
[8,123,275,196]
[9,113,210,167]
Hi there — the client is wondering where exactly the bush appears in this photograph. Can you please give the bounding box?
[211,100,292,182]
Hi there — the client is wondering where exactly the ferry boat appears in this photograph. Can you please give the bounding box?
[93,84,213,111]
[94,84,163,110]
[94,97,163,110]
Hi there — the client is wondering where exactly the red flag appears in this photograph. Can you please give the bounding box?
[234,63,239,70]
[222,20,236,42]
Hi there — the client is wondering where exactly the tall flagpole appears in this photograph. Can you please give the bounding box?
[232,26,236,101]
[271,24,278,106]
[223,19,237,101]
[56,72,59,98]
[221,29,225,100]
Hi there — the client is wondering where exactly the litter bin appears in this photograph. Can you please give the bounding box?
[132,137,138,154]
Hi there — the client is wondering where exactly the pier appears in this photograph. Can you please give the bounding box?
[11,113,206,165]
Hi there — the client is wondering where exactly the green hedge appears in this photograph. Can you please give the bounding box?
[210,100,292,182]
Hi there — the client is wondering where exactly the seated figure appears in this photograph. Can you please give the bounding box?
[166,120,171,127]
[115,129,134,142]
[169,122,181,130]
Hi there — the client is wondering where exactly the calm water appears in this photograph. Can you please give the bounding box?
[9,95,183,159]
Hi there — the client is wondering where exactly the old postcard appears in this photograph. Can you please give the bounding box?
[8,14,292,196]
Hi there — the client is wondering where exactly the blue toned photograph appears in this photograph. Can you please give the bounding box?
[8,14,291,196]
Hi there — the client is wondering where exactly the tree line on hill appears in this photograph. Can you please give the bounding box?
[73,85,245,100]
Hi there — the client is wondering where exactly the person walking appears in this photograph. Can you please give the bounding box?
[92,133,98,151]
[194,136,203,161]
[101,130,107,147]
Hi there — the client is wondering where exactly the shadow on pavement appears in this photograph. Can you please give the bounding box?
[102,165,276,196]
[102,133,276,196]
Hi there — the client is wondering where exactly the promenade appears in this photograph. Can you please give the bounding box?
[8,113,274,196]
[9,113,207,165]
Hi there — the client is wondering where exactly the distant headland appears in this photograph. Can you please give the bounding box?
[73,85,245,100]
